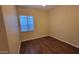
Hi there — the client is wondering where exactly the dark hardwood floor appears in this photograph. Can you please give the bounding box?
[20,36,79,54]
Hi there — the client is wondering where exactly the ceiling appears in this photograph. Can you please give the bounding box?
[17,5,55,10]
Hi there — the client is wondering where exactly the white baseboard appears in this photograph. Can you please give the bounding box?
[50,35,79,48]
[21,35,48,42]
[0,51,8,54]
[17,42,21,54]
[21,35,79,49]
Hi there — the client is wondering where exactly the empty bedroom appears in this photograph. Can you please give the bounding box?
[0,5,79,54]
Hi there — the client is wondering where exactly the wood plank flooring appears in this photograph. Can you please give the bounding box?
[20,36,79,54]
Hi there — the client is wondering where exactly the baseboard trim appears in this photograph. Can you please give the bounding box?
[21,35,48,42]
[18,42,21,54]
[21,35,79,49]
[0,51,8,54]
[50,35,79,49]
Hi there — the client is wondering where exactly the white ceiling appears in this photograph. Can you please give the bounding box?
[17,5,55,10]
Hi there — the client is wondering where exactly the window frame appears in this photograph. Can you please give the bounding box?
[19,15,34,33]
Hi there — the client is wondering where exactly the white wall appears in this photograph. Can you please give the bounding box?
[49,6,79,48]
[1,6,20,53]
[0,6,9,53]
[16,7,49,41]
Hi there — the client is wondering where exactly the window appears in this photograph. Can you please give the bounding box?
[19,15,34,32]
